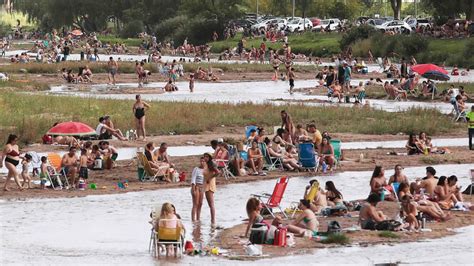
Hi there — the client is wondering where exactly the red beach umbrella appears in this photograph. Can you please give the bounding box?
[46,121,96,136]
[411,64,448,75]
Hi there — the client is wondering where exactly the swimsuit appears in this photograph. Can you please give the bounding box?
[135,107,145,119]
[5,157,19,166]
[79,166,88,179]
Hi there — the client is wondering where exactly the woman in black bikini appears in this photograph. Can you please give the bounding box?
[1,134,24,191]
[132,94,150,140]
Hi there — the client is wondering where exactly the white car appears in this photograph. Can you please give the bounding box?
[312,19,341,31]
[251,18,287,31]
[286,18,313,32]
[375,20,412,33]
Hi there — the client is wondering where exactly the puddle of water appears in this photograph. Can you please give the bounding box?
[1,163,472,265]
[343,137,468,150]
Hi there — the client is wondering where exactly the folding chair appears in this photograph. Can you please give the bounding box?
[259,142,283,171]
[298,143,318,172]
[330,139,342,169]
[252,176,289,218]
[215,158,235,180]
[136,152,167,182]
[153,219,184,258]
[287,180,319,218]
[47,153,69,189]
[356,90,366,104]
[470,169,474,196]
[452,101,467,122]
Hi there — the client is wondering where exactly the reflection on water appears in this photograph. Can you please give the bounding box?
[1,163,472,265]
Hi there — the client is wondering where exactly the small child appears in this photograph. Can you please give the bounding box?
[79,149,89,180]
[401,195,419,231]
[189,73,195,93]
[21,154,33,189]
[39,156,48,189]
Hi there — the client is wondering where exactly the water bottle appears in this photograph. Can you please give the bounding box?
[322,161,327,173]
[422,217,426,229]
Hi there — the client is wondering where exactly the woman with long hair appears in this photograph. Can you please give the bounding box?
[325,181,344,207]
[389,164,408,185]
[132,94,150,141]
[406,134,421,155]
[191,157,205,222]
[280,110,295,144]
[1,134,24,191]
[203,153,220,226]
[318,137,335,169]
[369,165,394,201]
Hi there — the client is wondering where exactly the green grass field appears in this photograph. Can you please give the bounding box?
[0,91,464,144]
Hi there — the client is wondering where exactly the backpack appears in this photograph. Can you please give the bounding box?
[375,220,401,231]
[327,220,341,234]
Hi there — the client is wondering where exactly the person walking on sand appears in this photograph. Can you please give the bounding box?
[132,94,150,141]
[1,134,24,191]
[288,67,296,95]
[203,153,219,227]
[107,57,118,85]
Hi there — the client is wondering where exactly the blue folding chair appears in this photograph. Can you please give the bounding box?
[298,143,318,172]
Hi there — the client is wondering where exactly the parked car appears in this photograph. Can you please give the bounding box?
[404,17,431,29]
[375,20,412,33]
[312,18,341,31]
[251,18,287,31]
[366,18,388,27]
[286,18,313,32]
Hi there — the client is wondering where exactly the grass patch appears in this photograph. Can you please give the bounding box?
[210,33,341,57]
[96,35,143,47]
[0,61,317,75]
[0,92,464,145]
[321,233,351,245]
[0,79,49,91]
[378,231,400,239]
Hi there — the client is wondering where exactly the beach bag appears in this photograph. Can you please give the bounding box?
[249,223,267,244]
[327,221,342,234]
[375,220,401,231]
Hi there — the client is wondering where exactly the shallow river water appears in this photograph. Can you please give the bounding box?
[1,163,472,265]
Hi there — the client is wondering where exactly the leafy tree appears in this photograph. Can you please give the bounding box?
[421,0,474,21]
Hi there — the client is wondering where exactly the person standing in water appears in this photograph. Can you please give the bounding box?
[132,94,150,141]
[189,73,195,93]
[107,57,118,85]
[288,67,296,95]
[203,153,219,227]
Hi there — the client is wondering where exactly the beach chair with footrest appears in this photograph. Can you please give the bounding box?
[252,176,289,219]
[285,179,319,218]
[259,142,283,171]
[47,153,69,189]
[330,139,342,169]
[136,152,167,182]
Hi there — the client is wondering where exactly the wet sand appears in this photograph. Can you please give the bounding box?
[217,196,474,260]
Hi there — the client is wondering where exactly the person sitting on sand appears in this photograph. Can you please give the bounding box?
[99,141,118,169]
[272,128,290,148]
[447,176,466,206]
[246,140,266,176]
[306,123,322,146]
[329,80,343,102]
[398,182,450,221]
[388,164,409,185]
[145,142,171,182]
[103,116,127,141]
[400,195,420,230]
[317,137,335,170]
[451,66,459,76]
[325,181,344,207]
[413,166,438,196]
[214,140,229,168]
[406,134,422,155]
[81,65,93,82]
[96,116,126,141]
[425,137,450,154]
[154,202,185,257]
[369,165,395,201]
[359,194,390,230]
[164,79,177,92]
[294,124,308,144]
[244,197,269,238]
[61,146,78,188]
[434,176,457,209]
[286,199,319,237]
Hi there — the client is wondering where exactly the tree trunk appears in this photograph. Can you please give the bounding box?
[467,0,474,21]
[390,0,402,20]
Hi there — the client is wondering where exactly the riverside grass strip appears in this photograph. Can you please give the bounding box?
[0,92,463,144]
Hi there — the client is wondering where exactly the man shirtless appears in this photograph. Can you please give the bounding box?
[288,67,296,95]
[416,166,438,195]
[107,57,118,85]
[359,193,387,230]
[61,147,78,188]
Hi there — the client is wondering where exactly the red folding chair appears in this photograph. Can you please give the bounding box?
[252,177,289,218]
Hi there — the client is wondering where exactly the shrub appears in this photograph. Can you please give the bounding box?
[340,25,377,49]
[120,20,144,38]
[378,231,400,239]
[397,35,429,57]
[321,233,351,245]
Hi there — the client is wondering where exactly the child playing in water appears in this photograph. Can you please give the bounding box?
[21,154,33,189]
[79,149,89,180]
[40,156,48,189]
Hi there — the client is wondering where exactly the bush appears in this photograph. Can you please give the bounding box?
[398,35,429,57]
[120,20,143,38]
[0,22,11,37]
[378,231,400,239]
[321,233,351,245]
[340,25,377,49]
